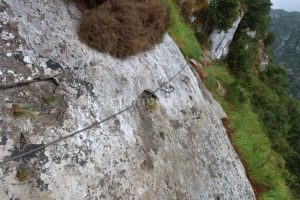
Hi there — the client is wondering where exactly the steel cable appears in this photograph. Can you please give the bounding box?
[0,62,189,166]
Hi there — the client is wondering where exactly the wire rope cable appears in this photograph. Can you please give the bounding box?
[0,62,189,166]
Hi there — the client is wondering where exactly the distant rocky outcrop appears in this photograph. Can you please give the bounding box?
[0,0,254,199]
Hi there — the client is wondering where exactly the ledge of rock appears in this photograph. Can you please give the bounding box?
[0,0,254,199]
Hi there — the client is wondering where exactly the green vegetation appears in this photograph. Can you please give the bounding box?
[16,168,30,182]
[162,0,201,60]
[286,99,300,193]
[227,2,300,197]
[270,9,300,100]
[148,98,157,112]
[41,96,60,108]
[264,32,276,47]
[240,0,272,34]
[11,104,36,117]
[205,0,240,32]
[227,33,253,78]
[165,0,300,198]
[204,64,293,199]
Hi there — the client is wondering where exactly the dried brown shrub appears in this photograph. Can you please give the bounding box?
[78,0,168,58]
[85,0,107,9]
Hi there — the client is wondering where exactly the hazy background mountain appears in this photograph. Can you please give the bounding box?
[270,9,300,99]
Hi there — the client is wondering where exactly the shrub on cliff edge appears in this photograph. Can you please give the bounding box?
[78,0,168,58]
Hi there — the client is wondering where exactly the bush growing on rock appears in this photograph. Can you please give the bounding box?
[227,34,252,78]
[205,0,240,32]
[240,0,272,33]
[264,32,276,47]
[78,0,168,58]
[226,81,249,104]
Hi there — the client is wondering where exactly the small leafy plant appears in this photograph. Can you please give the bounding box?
[11,104,36,117]
[148,98,157,112]
[41,96,59,108]
[16,169,30,182]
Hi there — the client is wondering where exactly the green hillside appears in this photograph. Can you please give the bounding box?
[167,1,300,199]
[270,9,300,99]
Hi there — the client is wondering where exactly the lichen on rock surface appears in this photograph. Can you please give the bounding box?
[0,0,255,199]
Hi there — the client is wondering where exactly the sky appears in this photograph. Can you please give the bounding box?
[271,0,300,12]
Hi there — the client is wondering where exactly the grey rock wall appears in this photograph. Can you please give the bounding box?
[0,0,255,199]
[209,13,243,59]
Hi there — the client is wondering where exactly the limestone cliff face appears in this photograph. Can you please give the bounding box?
[0,0,255,199]
[209,13,244,59]
[175,0,243,59]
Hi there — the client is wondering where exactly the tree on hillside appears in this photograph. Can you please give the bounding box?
[286,99,300,195]
[205,0,240,32]
[227,34,251,78]
[240,0,272,34]
[265,32,276,46]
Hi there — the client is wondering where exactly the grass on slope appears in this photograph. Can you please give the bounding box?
[161,1,291,199]
[204,64,293,200]
[162,0,201,60]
